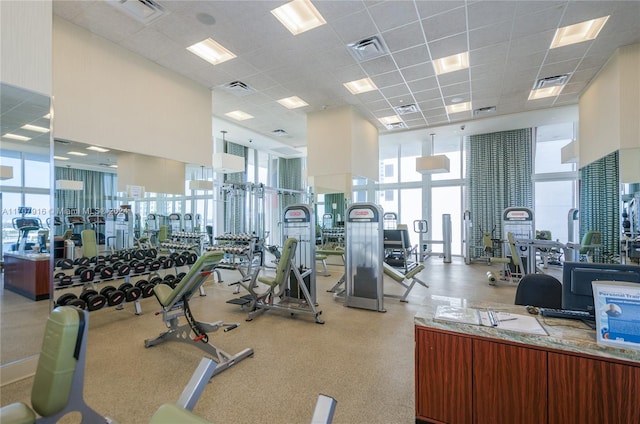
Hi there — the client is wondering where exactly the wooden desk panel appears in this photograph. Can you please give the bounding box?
[3,253,51,301]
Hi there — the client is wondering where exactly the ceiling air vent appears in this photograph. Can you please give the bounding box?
[385,121,407,130]
[272,129,289,137]
[473,106,496,117]
[394,104,420,115]
[534,74,571,90]
[222,80,255,96]
[106,0,166,25]
[347,35,389,62]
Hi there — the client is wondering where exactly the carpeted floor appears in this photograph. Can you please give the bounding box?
[1,256,528,423]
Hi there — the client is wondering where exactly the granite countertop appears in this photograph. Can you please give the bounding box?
[4,251,51,261]
[415,295,640,364]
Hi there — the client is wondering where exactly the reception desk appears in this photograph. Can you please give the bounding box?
[3,252,51,301]
[414,299,640,424]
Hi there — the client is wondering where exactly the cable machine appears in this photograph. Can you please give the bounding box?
[344,202,385,312]
[282,204,317,305]
[502,207,535,274]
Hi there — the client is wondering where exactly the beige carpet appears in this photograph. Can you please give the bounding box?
[1,257,524,423]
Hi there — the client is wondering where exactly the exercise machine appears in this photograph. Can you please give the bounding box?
[463,210,500,265]
[344,203,385,312]
[502,207,535,275]
[414,215,452,263]
[87,209,106,245]
[230,237,324,323]
[183,213,201,233]
[65,209,85,247]
[282,204,317,304]
[12,207,42,252]
[168,213,182,234]
[145,251,253,376]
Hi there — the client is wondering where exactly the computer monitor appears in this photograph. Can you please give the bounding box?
[562,262,640,312]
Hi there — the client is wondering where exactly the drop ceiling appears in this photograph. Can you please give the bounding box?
[51,0,640,151]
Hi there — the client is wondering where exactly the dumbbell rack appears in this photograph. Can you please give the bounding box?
[52,248,201,315]
[206,233,260,281]
[161,231,207,255]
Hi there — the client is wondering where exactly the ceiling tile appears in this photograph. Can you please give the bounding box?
[367,1,421,32]
[382,22,426,52]
[371,71,406,89]
[468,23,512,50]
[422,7,467,42]
[511,7,563,39]
[392,45,430,69]
[380,84,411,99]
[427,33,468,59]
[436,70,470,87]
[360,55,399,76]
[413,88,442,103]
[329,9,379,44]
[408,77,439,93]
[469,42,510,66]
[415,1,465,20]
[400,63,435,82]
[466,1,517,30]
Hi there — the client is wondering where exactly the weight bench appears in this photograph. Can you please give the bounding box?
[0,306,111,424]
[150,357,337,424]
[232,238,324,324]
[315,249,345,277]
[145,251,253,377]
[382,262,428,302]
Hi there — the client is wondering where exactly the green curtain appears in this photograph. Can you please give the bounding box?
[223,142,247,234]
[324,193,346,226]
[579,151,619,263]
[55,167,117,216]
[466,128,533,256]
[278,158,303,212]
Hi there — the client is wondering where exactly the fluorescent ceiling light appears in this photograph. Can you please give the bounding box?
[343,77,377,95]
[3,133,31,141]
[378,115,403,126]
[21,124,49,133]
[271,0,326,35]
[550,16,609,49]
[109,164,118,168]
[187,38,236,65]
[225,110,254,121]
[528,86,564,100]
[43,113,51,119]
[86,146,110,153]
[446,102,472,114]
[53,156,69,160]
[277,96,309,109]
[67,151,88,156]
[432,52,469,75]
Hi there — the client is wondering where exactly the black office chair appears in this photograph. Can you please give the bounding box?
[514,274,562,309]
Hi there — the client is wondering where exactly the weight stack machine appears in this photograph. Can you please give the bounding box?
[282,204,317,305]
[502,207,535,275]
[345,203,385,312]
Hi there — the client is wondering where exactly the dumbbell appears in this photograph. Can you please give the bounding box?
[99,286,126,307]
[130,260,147,274]
[118,282,142,302]
[75,266,95,283]
[112,262,131,276]
[146,248,158,258]
[135,279,156,298]
[79,289,107,311]
[186,252,198,265]
[56,272,73,286]
[57,258,74,270]
[76,257,91,267]
[162,257,174,269]
[56,293,87,309]
[174,255,187,267]
[148,260,161,271]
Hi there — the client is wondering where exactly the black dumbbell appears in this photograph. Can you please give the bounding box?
[75,267,95,283]
[56,272,73,286]
[147,248,158,258]
[148,260,161,271]
[134,250,146,260]
[99,266,114,280]
[135,279,156,298]
[118,282,142,302]
[117,263,131,276]
[162,257,174,269]
[187,252,198,265]
[77,257,91,267]
[174,255,187,267]
[79,289,107,311]
[57,258,74,270]
[56,293,87,309]
[99,286,126,306]
[132,261,146,274]
[121,251,133,261]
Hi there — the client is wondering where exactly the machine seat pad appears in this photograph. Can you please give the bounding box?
[0,402,36,424]
[383,263,425,282]
[257,275,279,287]
[153,283,175,307]
[316,249,344,256]
[489,257,511,264]
[149,403,211,424]
[315,254,328,260]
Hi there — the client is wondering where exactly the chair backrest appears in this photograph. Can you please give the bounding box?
[155,251,225,309]
[31,306,85,417]
[506,232,521,267]
[580,231,601,254]
[274,238,298,285]
[514,274,562,309]
[81,229,98,258]
[383,229,411,250]
[158,225,169,242]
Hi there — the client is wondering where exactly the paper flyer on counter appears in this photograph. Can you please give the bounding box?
[592,281,640,351]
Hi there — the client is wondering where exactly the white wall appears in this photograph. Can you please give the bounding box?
[53,17,212,165]
[579,43,640,167]
[0,1,52,96]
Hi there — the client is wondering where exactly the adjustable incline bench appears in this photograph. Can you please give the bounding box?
[145,251,253,377]
[382,262,428,302]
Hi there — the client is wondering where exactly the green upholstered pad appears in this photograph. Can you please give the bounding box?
[506,232,521,267]
[258,238,297,288]
[315,254,328,260]
[316,249,345,256]
[31,307,82,417]
[81,229,98,259]
[153,251,225,308]
[149,403,211,424]
[383,263,425,282]
[0,402,36,424]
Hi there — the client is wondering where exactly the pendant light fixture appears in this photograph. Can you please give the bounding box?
[213,130,245,174]
[416,133,450,174]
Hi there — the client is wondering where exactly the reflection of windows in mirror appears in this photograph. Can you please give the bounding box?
[535,123,576,174]
[353,177,367,186]
[2,192,22,254]
[1,150,23,187]
[399,141,423,183]
[377,189,398,216]
[352,190,367,203]
[400,188,422,246]
[535,180,577,243]
[24,153,50,188]
[432,186,462,255]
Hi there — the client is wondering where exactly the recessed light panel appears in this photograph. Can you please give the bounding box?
[271,0,326,35]
[53,156,69,161]
[3,133,31,141]
[446,102,472,114]
[528,86,564,100]
[277,96,309,109]
[67,151,88,156]
[187,38,236,65]
[343,78,378,95]
[86,146,110,153]
[21,124,49,133]
[378,115,403,126]
[225,110,254,121]
[550,16,609,49]
[432,52,469,75]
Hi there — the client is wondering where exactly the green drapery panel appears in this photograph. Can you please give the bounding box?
[223,142,247,234]
[278,158,303,212]
[324,193,346,227]
[466,128,533,256]
[579,151,619,263]
[55,167,118,217]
